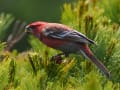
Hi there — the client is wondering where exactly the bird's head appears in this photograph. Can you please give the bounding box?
[25,21,47,34]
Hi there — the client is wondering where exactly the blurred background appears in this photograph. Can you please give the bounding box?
[0,0,73,22]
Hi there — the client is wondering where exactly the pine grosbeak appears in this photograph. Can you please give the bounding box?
[25,21,110,77]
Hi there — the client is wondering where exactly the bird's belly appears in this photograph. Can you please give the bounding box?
[56,42,80,54]
[41,38,67,48]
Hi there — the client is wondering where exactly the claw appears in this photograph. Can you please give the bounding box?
[51,53,64,64]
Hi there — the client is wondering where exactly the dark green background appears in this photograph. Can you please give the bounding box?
[0,0,73,22]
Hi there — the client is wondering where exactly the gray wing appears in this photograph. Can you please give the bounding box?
[43,27,95,44]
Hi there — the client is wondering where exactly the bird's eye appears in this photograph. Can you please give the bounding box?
[25,25,36,32]
[29,25,36,29]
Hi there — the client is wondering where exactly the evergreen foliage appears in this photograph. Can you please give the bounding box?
[0,0,120,89]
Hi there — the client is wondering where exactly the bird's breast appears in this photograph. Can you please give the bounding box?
[40,36,81,54]
[41,37,67,48]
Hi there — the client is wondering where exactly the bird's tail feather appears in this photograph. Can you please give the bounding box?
[80,45,110,78]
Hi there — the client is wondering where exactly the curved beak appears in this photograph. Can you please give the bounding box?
[25,25,33,33]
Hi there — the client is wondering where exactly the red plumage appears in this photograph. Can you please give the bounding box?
[25,21,110,77]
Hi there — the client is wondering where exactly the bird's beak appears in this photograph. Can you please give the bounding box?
[25,25,29,32]
[25,25,33,33]
[25,28,28,32]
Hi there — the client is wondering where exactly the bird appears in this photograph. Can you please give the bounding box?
[25,21,110,77]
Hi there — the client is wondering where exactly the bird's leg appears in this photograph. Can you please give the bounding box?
[51,53,65,64]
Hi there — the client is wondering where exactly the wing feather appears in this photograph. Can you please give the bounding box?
[42,25,95,44]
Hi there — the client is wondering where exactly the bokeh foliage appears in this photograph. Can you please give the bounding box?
[100,0,120,24]
[0,13,14,41]
[0,0,120,90]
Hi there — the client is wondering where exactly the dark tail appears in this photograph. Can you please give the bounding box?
[81,44,110,78]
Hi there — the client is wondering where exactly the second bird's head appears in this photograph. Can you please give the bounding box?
[25,21,47,34]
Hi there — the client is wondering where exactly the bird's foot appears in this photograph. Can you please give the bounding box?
[51,53,65,64]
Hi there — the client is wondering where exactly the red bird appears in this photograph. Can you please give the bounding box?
[25,21,110,77]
